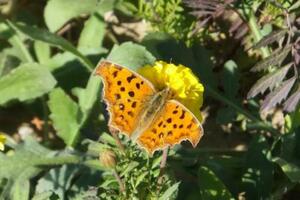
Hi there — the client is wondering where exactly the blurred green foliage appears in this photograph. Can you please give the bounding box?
[0,0,300,199]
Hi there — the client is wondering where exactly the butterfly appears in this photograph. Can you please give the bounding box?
[95,60,204,154]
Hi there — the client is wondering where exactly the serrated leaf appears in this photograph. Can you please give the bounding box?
[135,171,148,188]
[288,1,300,11]
[159,182,180,200]
[120,161,139,177]
[284,85,300,112]
[253,29,287,49]
[247,63,292,98]
[198,166,233,200]
[251,45,291,72]
[44,0,99,32]
[48,88,81,147]
[7,21,93,71]
[273,157,300,182]
[0,63,56,105]
[261,77,296,112]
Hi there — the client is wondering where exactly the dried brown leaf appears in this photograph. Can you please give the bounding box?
[253,29,288,49]
[251,45,292,72]
[261,77,296,112]
[247,63,292,99]
[283,84,300,112]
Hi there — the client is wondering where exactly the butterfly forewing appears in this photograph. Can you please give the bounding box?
[137,100,203,154]
[96,61,156,136]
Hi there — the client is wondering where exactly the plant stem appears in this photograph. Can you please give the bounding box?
[247,11,271,59]
[6,21,34,63]
[206,85,281,135]
[206,85,259,122]
[158,147,169,184]
[113,169,125,192]
[41,96,49,141]
[110,128,125,152]
[34,155,81,166]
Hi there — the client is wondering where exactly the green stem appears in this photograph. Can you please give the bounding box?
[206,85,280,135]
[8,32,34,63]
[41,96,49,141]
[34,155,81,166]
[206,85,258,122]
[247,11,271,59]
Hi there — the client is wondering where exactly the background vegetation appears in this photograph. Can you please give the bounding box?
[0,0,300,199]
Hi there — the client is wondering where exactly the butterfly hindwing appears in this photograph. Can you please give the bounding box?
[96,61,156,136]
[137,100,203,154]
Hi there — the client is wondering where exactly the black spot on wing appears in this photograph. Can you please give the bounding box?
[128,91,135,97]
[127,74,136,83]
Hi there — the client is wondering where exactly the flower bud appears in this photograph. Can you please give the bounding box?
[99,149,116,168]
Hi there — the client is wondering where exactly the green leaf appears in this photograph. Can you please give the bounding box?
[107,42,156,71]
[0,52,7,76]
[11,178,30,200]
[78,12,105,49]
[77,0,116,49]
[241,135,273,199]
[0,137,51,180]
[159,182,180,200]
[44,47,106,72]
[216,107,236,124]
[32,192,60,200]
[48,88,81,147]
[4,23,34,63]
[44,0,99,32]
[273,157,300,183]
[0,137,53,200]
[7,21,94,71]
[223,60,239,99]
[198,166,233,200]
[34,41,51,64]
[35,165,79,200]
[288,1,300,11]
[286,107,300,130]
[0,63,56,105]
[120,161,139,177]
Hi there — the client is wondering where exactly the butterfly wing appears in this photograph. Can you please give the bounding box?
[96,61,156,136]
[137,100,203,154]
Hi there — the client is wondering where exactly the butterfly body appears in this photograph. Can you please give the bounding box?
[96,61,203,154]
[131,88,171,141]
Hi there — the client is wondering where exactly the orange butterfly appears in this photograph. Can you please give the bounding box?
[96,60,203,154]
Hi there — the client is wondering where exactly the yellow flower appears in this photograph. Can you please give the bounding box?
[0,134,6,151]
[138,61,204,121]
